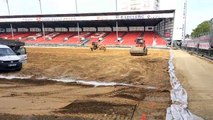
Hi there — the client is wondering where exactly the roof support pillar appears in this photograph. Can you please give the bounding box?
[171,11,176,47]
[164,19,166,36]
[116,21,119,41]
[38,0,45,36]
[10,24,14,39]
[41,22,45,36]
[77,22,80,42]
[144,25,146,32]
[6,0,14,39]
[96,27,98,32]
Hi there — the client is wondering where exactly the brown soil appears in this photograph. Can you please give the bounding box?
[0,47,170,120]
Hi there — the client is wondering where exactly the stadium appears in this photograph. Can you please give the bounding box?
[0,10,174,48]
[0,0,213,120]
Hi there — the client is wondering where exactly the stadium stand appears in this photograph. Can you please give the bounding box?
[45,32,74,44]
[26,33,54,43]
[63,32,92,45]
[0,32,35,40]
[86,32,107,45]
[143,32,155,46]
[24,33,43,43]
[12,32,35,40]
[0,31,167,46]
[121,32,141,46]
[0,10,175,47]
[0,32,19,39]
[154,33,167,45]
[101,32,124,45]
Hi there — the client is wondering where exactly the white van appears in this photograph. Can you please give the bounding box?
[0,45,23,71]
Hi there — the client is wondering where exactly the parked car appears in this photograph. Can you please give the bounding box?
[0,44,23,71]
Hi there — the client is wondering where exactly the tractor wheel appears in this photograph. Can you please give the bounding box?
[144,48,148,55]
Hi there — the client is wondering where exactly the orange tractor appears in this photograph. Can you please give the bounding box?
[130,37,148,56]
[90,42,106,52]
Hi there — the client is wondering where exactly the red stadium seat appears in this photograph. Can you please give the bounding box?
[86,32,107,45]
[101,32,124,45]
[0,31,167,46]
[45,32,74,44]
[121,32,141,46]
[143,32,155,46]
[154,33,167,45]
[64,32,92,44]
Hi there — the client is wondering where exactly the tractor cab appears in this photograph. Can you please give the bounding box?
[92,42,98,49]
[135,38,146,47]
[90,41,106,52]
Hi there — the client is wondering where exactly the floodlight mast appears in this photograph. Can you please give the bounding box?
[75,0,80,42]
[115,0,119,42]
[5,0,14,39]
[182,0,187,41]
[39,0,45,36]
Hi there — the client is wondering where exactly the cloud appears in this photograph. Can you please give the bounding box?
[41,0,76,14]
[160,0,176,10]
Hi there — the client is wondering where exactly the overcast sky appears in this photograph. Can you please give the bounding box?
[0,0,213,37]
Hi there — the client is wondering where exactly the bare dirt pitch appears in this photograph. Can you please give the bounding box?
[0,47,170,120]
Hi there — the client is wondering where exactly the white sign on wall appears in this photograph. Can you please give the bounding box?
[117,0,158,11]
[0,13,173,23]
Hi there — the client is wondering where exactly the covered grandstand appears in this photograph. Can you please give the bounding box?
[0,10,175,47]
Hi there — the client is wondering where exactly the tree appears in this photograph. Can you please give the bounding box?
[185,34,190,38]
[191,20,210,37]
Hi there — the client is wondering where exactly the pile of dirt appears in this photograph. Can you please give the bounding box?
[111,87,147,101]
[0,113,90,120]
[58,100,135,119]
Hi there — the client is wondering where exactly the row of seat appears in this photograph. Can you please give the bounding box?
[0,32,167,46]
